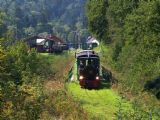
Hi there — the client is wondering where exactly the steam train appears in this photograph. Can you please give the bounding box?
[75,50,100,88]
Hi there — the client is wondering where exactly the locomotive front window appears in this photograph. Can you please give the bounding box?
[78,58,99,68]
[87,58,99,67]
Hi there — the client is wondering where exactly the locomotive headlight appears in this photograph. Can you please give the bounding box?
[79,75,84,80]
[96,76,100,80]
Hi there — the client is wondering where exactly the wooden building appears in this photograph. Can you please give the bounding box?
[25,35,67,53]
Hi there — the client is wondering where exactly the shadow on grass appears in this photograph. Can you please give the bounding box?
[99,81,112,89]
[144,76,160,100]
[82,80,112,90]
[84,66,119,90]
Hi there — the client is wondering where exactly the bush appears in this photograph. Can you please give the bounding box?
[0,42,52,119]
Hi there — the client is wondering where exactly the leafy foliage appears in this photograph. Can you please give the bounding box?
[0,1,89,119]
[87,0,160,95]
[0,0,88,44]
[0,42,52,119]
[86,0,108,41]
[86,0,160,118]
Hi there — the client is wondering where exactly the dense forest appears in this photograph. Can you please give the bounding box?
[87,0,160,117]
[0,0,88,44]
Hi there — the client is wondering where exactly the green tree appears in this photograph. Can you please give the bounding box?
[86,0,108,41]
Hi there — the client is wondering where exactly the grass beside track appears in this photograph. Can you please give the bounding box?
[40,52,90,120]
[67,82,133,120]
[67,61,133,120]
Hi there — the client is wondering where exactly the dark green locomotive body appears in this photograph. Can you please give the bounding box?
[75,50,100,88]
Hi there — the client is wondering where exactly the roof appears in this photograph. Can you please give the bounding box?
[25,36,43,41]
[36,39,45,45]
[37,39,45,43]
[87,36,99,45]
[25,35,65,44]
[46,35,65,44]
[76,50,99,58]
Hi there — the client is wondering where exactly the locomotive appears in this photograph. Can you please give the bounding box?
[75,50,100,88]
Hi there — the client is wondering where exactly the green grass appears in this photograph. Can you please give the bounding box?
[67,82,133,120]
[67,61,133,120]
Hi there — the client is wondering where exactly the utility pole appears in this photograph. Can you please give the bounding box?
[77,31,81,49]
[71,30,82,49]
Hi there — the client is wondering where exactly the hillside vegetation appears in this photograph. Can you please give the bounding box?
[0,1,90,119]
[0,42,52,119]
[86,0,160,116]
[0,44,88,119]
[0,0,88,43]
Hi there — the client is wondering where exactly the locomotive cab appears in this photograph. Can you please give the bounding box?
[76,50,100,88]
